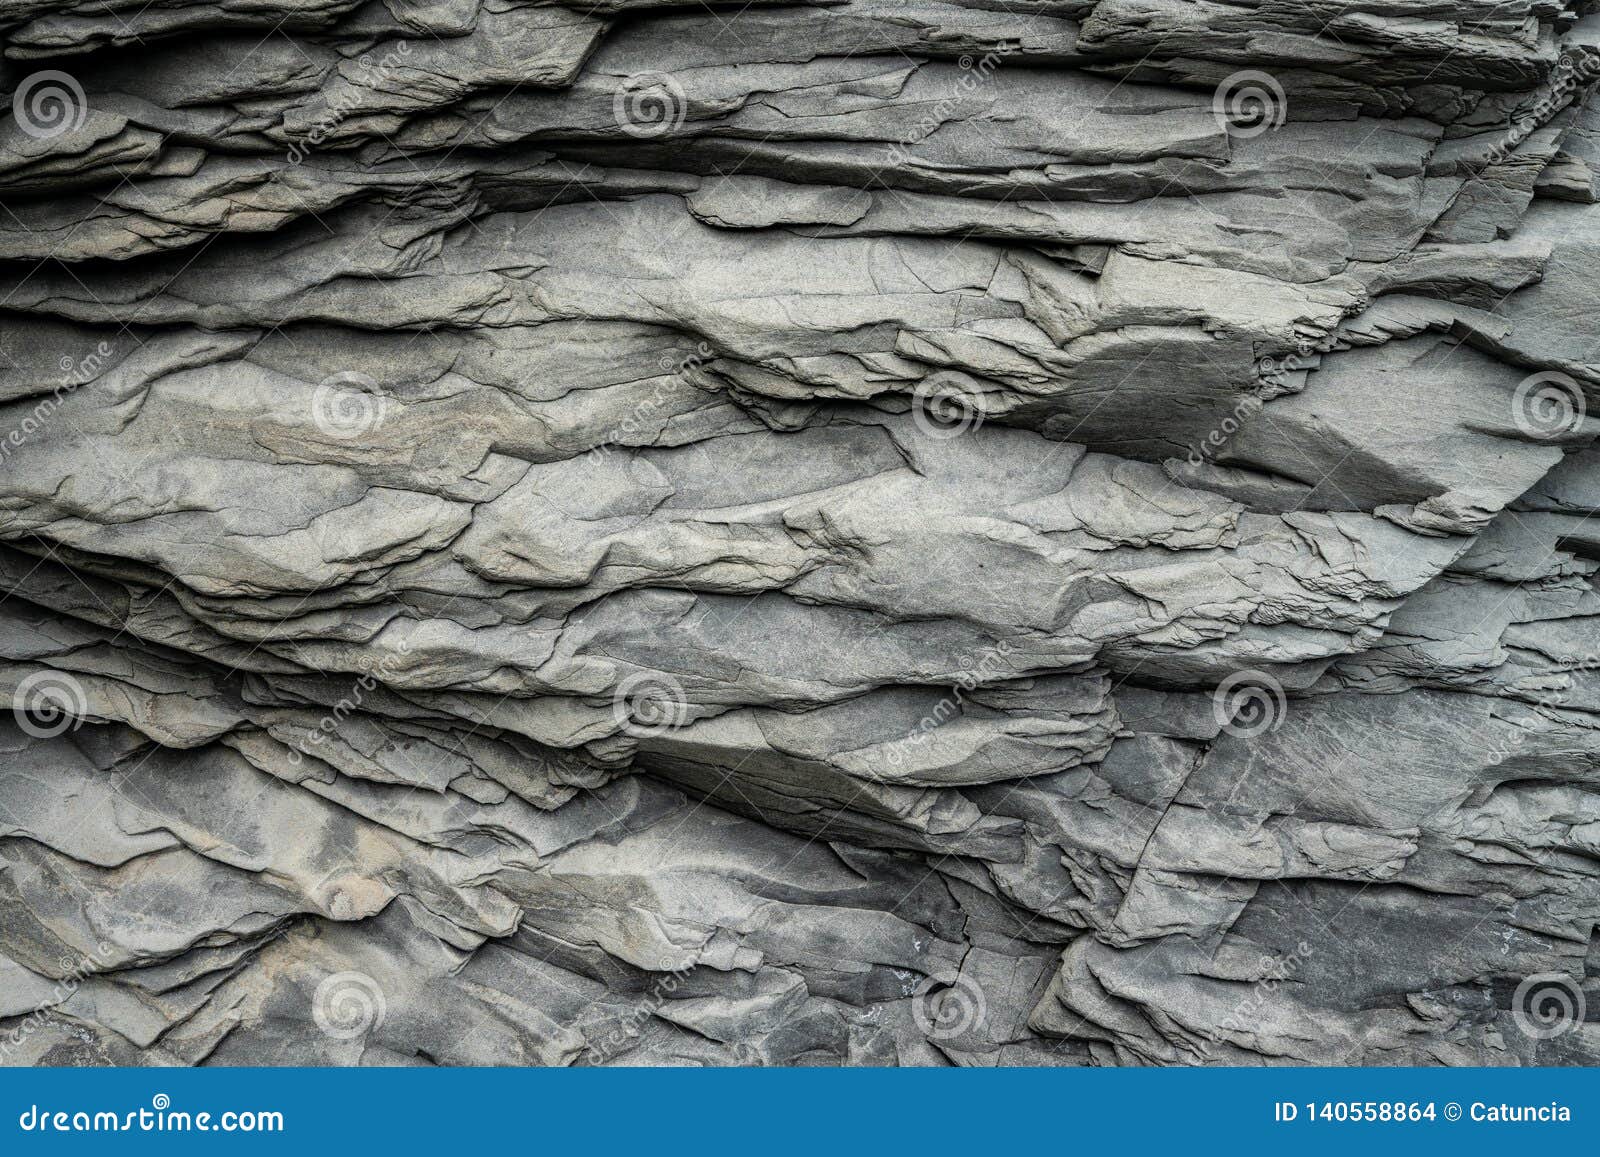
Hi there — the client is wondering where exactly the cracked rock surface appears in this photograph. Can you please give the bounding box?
[1,0,1598,1066]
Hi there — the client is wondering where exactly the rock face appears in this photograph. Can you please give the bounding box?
[1,0,1598,1068]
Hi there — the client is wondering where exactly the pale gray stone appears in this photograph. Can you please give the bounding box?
[1,0,1596,1068]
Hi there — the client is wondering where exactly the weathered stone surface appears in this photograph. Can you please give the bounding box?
[0,0,1596,1067]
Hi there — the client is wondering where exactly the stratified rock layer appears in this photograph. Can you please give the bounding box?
[1,0,1597,1066]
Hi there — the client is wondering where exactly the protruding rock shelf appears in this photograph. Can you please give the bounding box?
[0,0,1596,1067]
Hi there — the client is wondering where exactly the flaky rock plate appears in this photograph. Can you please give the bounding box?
[0,0,1596,1066]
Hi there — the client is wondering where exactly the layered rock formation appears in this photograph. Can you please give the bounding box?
[1,0,1597,1066]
